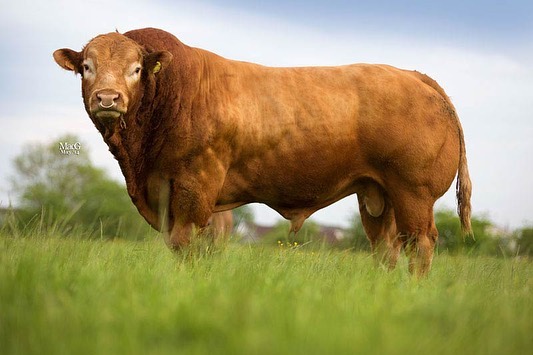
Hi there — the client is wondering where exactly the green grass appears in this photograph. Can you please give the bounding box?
[0,235,531,355]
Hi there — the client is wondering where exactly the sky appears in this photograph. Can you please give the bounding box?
[0,0,532,229]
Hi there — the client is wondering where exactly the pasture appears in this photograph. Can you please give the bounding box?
[1,234,531,355]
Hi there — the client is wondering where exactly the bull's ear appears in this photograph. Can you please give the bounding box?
[53,48,82,73]
[145,51,173,74]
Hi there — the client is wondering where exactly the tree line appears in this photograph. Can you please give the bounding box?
[2,135,531,257]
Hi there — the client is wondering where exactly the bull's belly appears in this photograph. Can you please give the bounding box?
[219,164,365,213]
[242,174,362,221]
[257,177,357,208]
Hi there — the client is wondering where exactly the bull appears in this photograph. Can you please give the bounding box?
[53,28,472,276]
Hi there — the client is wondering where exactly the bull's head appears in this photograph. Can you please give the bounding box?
[53,32,172,128]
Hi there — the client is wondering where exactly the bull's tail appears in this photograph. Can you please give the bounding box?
[414,71,473,235]
[455,121,473,235]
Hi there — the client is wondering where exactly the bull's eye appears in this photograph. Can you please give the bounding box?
[81,60,95,80]
[126,64,142,84]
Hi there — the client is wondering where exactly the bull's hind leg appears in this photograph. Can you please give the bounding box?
[357,185,400,271]
[392,193,437,277]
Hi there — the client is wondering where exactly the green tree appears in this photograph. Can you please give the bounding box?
[343,213,371,252]
[514,226,533,256]
[9,134,150,239]
[434,209,506,256]
[232,205,255,229]
[344,209,508,256]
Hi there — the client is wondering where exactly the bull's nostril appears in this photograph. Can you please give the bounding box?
[96,94,119,101]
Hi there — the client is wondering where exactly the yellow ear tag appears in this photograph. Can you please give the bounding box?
[153,61,161,74]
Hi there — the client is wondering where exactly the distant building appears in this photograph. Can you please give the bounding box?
[319,225,348,243]
[234,220,349,244]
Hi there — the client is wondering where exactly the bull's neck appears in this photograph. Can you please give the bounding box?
[105,121,165,230]
[99,46,221,228]
[99,61,197,227]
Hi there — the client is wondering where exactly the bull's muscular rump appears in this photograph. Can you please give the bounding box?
[53,28,471,276]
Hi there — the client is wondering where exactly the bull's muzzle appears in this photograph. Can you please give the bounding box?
[91,89,126,123]
[98,92,119,109]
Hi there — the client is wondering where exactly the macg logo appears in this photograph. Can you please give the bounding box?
[59,141,81,155]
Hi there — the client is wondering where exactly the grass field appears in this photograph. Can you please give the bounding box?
[0,235,531,355]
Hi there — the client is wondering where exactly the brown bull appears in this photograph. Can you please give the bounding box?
[54,28,471,276]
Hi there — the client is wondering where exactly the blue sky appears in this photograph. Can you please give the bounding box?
[214,1,532,41]
[1,0,532,228]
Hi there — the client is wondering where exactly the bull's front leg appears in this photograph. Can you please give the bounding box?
[163,205,213,251]
[165,221,203,250]
[162,181,223,251]
[165,213,232,251]
[154,158,230,251]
